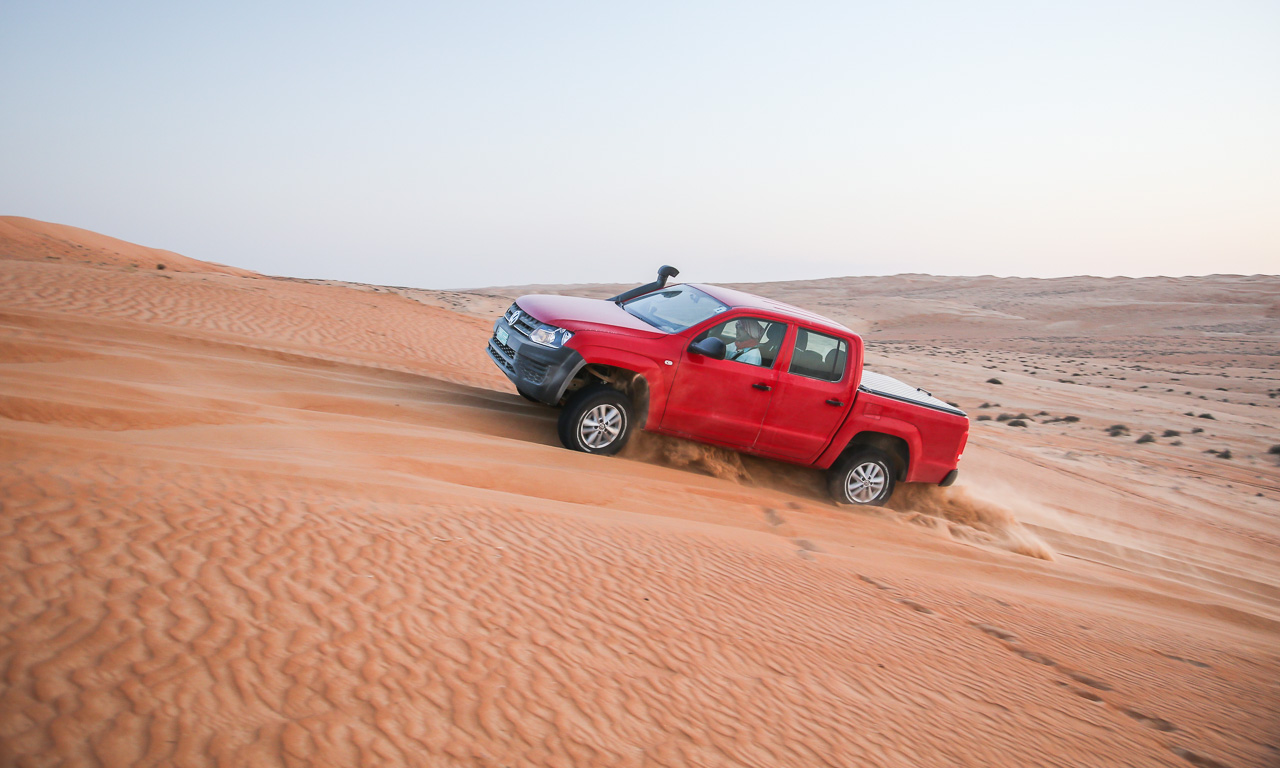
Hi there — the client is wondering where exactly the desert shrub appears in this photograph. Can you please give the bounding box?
[978,402,993,409]
[1006,420,1027,427]
[1199,413,1216,419]
[1061,415,1080,423]
[1191,427,1204,434]
[1106,424,1130,437]
[987,378,1003,385]
[1162,430,1181,438]
[1136,434,1155,444]
[1268,445,1280,455]
[1218,449,1232,459]
[1171,440,1183,446]
[997,413,1014,422]
[976,415,993,421]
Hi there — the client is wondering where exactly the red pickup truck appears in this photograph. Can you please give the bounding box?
[487,267,968,506]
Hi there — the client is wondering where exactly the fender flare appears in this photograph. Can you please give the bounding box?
[864,418,923,480]
[566,346,667,428]
[822,419,924,480]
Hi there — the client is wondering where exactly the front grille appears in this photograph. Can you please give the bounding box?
[487,344,514,374]
[492,334,515,359]
[512,312,540,337]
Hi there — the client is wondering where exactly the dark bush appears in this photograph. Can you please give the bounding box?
[1106,424,1130,437]
[1136,434,1155,444]
[1191,427,1204,434]
[987,378,1003,385]
[1199,413,1216,419]
[1268,445,1280,455]
[1006,420,1027,427]
[1162,429,1181,438]
[976,415,993,421]
[1218,449,1232,460]
[1061,415,1080,423]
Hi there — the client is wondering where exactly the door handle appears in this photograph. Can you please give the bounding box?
[752,382,772,391]
[826,399,844,406]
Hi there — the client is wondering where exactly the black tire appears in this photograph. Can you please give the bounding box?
[557,385,633,455]
[828,449,896,506]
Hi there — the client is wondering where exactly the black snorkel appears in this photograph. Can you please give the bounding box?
[610,265,680,305]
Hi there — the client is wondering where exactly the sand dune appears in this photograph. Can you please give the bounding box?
[2,220,1277,767]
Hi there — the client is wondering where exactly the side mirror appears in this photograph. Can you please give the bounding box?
[688,337,727,360]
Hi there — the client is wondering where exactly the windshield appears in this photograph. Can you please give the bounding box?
[622,285,728,333]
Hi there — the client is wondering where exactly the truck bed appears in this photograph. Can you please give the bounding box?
[859,370,967,417]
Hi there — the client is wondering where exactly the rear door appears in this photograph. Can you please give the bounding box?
[753,327,855,462]
[659,315,788,449]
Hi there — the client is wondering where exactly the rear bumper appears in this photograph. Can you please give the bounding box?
[487,318,584,404]
[939,469,959,487]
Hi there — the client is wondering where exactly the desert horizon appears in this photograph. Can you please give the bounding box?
[2,215,1277,767]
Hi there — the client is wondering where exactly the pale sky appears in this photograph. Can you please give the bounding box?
[2,1,1277,288]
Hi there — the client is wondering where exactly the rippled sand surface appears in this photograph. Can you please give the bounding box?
[2,217,1277,767]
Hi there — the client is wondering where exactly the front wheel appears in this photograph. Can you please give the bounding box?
[557,385,633,455]
[828,449,896,506]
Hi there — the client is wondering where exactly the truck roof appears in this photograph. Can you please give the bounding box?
[690,283,857,337]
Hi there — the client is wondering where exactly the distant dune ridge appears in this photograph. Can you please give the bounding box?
[1,218,1277,767]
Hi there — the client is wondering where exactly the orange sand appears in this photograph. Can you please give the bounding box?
[2,217,1276,767]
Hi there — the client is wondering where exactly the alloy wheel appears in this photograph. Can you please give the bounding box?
[579,403,623,449]
[845,461,887,503]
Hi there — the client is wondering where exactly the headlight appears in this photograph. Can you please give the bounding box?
[529,325,574,348]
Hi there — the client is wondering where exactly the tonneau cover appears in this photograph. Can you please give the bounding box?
[859,371,967,417]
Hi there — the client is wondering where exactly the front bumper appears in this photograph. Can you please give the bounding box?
[487,317,584,404]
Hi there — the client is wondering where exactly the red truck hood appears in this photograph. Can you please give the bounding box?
[517,294,666,336]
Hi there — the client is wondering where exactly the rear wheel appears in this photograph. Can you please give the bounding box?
[828,449,895,506]
[557,385,633,455]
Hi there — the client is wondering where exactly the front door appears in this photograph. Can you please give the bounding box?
[660,316,788,449]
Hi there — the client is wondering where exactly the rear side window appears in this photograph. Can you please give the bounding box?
[788,329,848,382]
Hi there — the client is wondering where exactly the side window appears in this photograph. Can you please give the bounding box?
[788,329,848,382]
[698,317,787,368]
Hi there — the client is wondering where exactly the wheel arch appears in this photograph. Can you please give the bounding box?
[561,346,664,427]
[843,431,912,481]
